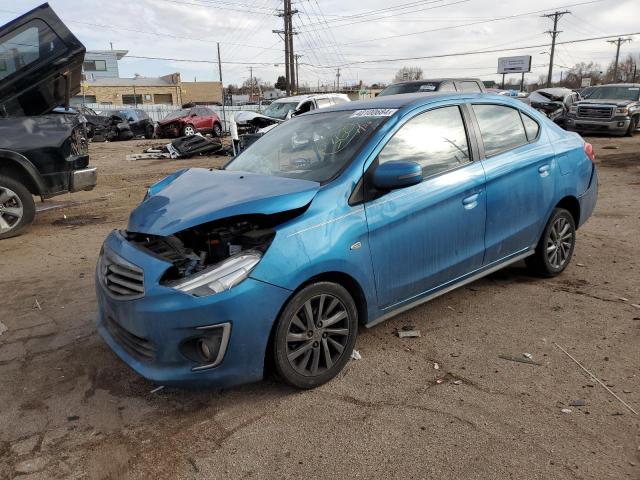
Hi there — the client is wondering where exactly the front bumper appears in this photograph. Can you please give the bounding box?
[70,167,97,192]
[96,230,292,388]
[566,116,630,134]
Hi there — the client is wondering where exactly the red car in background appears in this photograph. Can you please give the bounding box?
[156,106,223,138]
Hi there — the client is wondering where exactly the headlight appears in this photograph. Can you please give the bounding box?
[169,251,262,297]
[616,107,629,115]
[569,105,578,113]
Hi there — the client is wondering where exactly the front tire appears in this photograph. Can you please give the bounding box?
[525,208,576,277]
[0,176,35,240]
[625,116,638,137]
[273,282,358,389]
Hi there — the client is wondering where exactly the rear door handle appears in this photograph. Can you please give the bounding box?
[538,164,550,177]
[462,193,479,210]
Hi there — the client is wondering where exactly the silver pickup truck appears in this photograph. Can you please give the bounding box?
[566,83,640,136]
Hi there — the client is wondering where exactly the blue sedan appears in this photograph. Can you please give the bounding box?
[96,93,598,389]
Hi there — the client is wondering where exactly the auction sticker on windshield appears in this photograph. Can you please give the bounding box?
[350,109,398,118]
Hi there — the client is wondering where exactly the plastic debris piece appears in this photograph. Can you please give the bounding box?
[523,353,532,359]
[498,354,542,366]
[397,330,421,338]
[453,380,463,385]
[350,350,362,360]
[0,321,7,336]
[150,385,165,394]
[561,408,572,414]
[433,363,440,370]
[631,304,640,309]
[436,378,445,384]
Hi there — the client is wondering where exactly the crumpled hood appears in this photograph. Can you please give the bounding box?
[157,116,186,127]
[577,99,635,107]
[234,111,284,126]
[127,168,320,236]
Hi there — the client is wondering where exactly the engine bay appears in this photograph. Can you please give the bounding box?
[126,216,275,282]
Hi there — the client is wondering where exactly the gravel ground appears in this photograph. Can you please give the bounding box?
[0,135,638,480]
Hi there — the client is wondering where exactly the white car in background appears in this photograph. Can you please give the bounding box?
[231,93,350,153]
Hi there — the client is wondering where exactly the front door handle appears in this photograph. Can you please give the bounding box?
[538,164,550,177]
[462,193,479,210]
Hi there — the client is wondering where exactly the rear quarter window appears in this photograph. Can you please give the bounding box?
[521,113,540,142]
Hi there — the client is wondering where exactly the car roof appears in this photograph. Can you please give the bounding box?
[273,93,349,103]
[388,78,481,85]
[533,87,573,95]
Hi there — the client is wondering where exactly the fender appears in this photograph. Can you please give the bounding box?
[0,149,47,195]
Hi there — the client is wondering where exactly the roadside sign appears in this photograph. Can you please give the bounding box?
[581,78,592,87]
[497,56,532,74]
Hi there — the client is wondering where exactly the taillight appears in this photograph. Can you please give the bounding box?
[584,142,595,163]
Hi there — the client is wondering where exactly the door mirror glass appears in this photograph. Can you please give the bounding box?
[373,161,423,190]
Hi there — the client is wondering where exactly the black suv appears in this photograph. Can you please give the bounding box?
[377,78,487,96]
[566,84,640,136]
[0,4,97,239]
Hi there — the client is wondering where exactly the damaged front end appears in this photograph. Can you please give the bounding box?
[124,215,278,296]
[231,112,283,154]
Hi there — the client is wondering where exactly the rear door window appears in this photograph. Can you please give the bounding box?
[0,20,65,81]
[378,105,471,178]
[472,104,528,157]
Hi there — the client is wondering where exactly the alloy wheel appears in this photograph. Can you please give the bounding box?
[184,125,196,136]
[285,294,350,377]
[546,216,574,269]
[0,187,23,234]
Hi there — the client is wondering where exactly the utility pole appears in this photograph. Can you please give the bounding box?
[607,37,632,82]
[217,42,226,133]
[336,68,341,92]
[542,10,570,87]
[294,54,302,93]
[274,1,297,95]
[248,66,254,101]
[287,0,297,95]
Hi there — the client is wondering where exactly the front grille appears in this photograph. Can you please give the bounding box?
[104,316,156,360]
[100,249,145,300]
[577,105,614,119]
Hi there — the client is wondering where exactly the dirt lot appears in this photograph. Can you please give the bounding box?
[0,135,639,480]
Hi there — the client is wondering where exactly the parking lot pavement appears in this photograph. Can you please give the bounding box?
[0,136,638,479]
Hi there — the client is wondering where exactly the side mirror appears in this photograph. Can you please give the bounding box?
[373,161,422,190]
[286,110,294,119]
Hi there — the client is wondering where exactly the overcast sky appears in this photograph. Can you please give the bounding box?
[1,0,639,88]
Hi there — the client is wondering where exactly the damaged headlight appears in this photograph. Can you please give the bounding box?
[168,251,262,297]
[615,107,629,115]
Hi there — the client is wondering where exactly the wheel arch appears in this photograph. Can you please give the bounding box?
[0,150,46,196]
[555,195,581,227]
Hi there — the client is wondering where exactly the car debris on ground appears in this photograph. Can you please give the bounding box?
[498,354,542,366]
[350,350,362,360]
[126,134,226,161]
[397,330,421,338]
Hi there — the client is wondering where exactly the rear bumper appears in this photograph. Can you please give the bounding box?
[577,166,598,228]
[566,116,630,134]
[70,167,97,192]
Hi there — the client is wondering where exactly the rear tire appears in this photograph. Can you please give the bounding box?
[525,208,576,277]
[0,175,35,240]
[144,124,154,139]
[273,282,358,389]
[212,123,222,137]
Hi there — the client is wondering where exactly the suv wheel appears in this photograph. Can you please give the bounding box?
[182,124,196,136]
[273,282,358,389]
[0,176,35,240]
[626,116,638,137]
[525,208,576,277]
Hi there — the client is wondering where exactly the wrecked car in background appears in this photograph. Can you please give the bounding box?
[54,105,134,141]
[566,83,640,136]
[230,93,350,153]
[115,108,155,139]
[528,88,581,127]
[96,93,597,390]
[377,78,487,96]
[0,4,97,239]
[156,105,222,138]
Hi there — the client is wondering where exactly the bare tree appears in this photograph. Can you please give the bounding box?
[394,66,423,83]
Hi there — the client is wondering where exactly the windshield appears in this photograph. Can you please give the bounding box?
[226,110,388,183]
[162,109,189,121]
[262,102,299,120]
[378,82,441,96]
[586,86,640,101]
